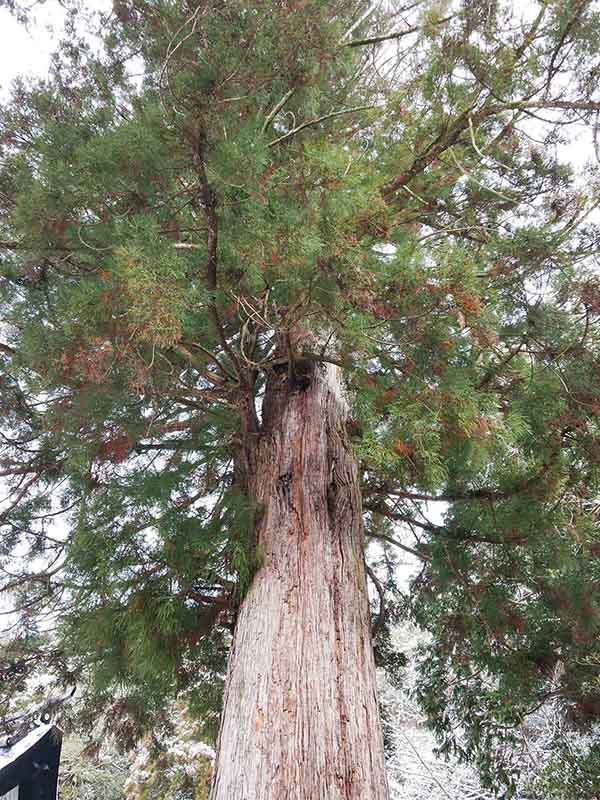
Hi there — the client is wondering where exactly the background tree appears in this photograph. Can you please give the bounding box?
[59,735,129,800]
[2,0,600,796]
[124,701,214,800]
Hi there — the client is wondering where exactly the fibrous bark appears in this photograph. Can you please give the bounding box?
[210,360,389,800]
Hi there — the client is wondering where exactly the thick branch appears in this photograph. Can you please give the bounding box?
[268,105,378,148]
[364,501,435,532]
[495,99,600,114]
[344,15,454,48]
[366,529,429,561]
[366,502,529,547]
[365,563,386,636]
[192,131,219,292]
[174,343,233,383]
[367,463,553,505]
[262,88,296,133]
[381,96,600,203]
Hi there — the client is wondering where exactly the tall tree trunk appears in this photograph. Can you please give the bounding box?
[210,360,390,800]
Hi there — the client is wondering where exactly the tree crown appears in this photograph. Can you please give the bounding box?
[2,1,600,793]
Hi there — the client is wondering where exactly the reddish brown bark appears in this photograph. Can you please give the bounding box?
[210,360,389,800]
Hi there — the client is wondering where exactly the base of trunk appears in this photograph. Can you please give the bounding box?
[210,362,389,800]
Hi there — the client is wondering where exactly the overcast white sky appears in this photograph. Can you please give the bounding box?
[0,5,66,93]
[0,2,112,96]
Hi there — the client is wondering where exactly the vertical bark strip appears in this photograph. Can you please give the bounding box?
[210,362,390,800]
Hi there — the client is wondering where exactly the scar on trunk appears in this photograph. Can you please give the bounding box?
[270,357,313,393]
[277,471,293,504]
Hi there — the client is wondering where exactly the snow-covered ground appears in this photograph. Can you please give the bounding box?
[379,621,496,800]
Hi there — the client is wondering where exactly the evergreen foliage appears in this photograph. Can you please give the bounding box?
[2,0,600,793]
